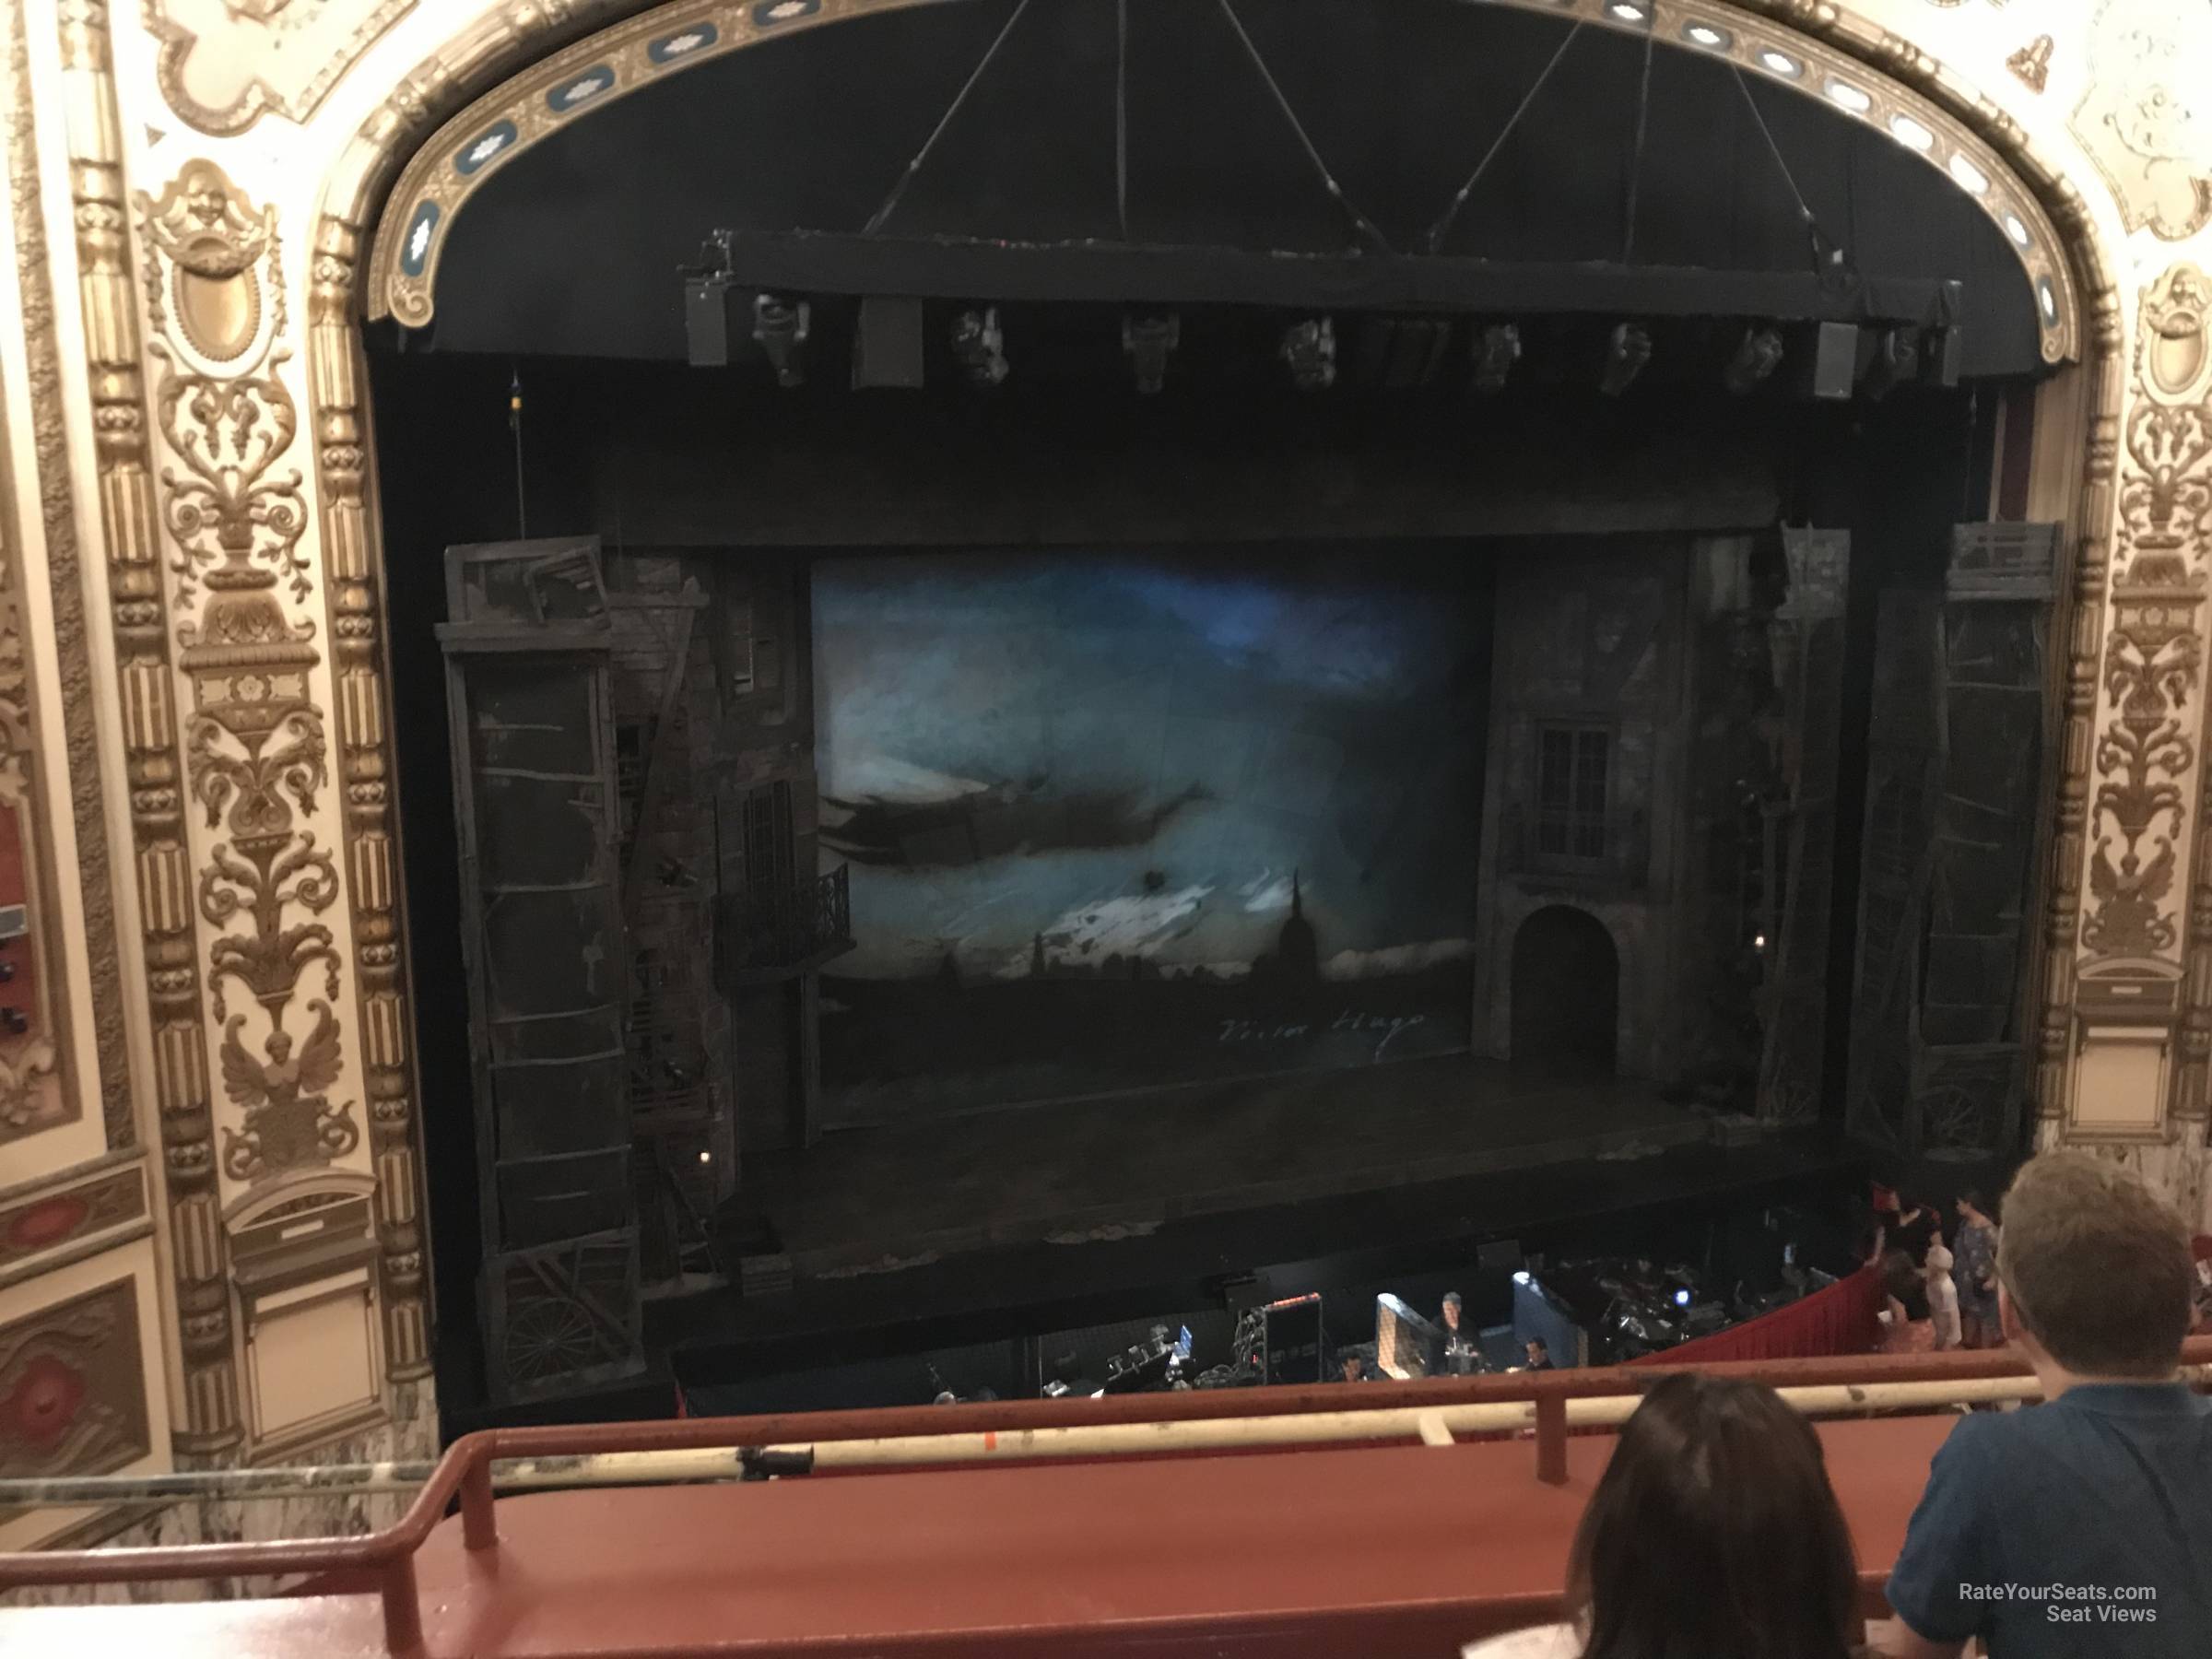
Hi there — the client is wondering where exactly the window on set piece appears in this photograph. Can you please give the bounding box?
[1535,724,1610,862]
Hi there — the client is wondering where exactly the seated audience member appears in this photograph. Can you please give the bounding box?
[1924,1241,1961,1352]
[1462,1373,1862,1659]
[1338,1349,1369,1384]
[1951,1190,2000,1348]
[1875,1153,2212,1659]
[1521,1337,1553,1372]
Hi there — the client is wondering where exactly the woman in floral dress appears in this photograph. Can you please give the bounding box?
[1951,1190,2000,1348]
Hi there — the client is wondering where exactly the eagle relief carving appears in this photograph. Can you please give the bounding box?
[218,1001,359,1182]
[146,0,418,136]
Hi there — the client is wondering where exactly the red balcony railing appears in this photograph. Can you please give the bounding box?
[4,1339,2208,1658]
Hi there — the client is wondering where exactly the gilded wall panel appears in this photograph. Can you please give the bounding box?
[53,0,241,1453]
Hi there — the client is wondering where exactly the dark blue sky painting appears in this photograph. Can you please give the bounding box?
[813,550,1486,986]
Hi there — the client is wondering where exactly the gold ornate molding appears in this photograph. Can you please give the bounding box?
[307,215,428,1380]
[7,0,131,1152]
[55,0,241,1453]
[2071,0,2212,243]
[2006,36,2052,97]
[358,0,2078,363]
[144,0,418,138]
[135,161,365,1204]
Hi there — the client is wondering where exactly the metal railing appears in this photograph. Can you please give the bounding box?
[5,1338,2207,1653]
[718,865,852,978]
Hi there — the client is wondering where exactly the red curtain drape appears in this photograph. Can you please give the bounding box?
[1625,1263,1886,1367]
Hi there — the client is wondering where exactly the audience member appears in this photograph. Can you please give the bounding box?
[1521,1337,1553,1372]
[1462,1373,1862,1659]
[1890,1194,1940,1268]
[1924,1242,1961,1351]
[1950,1190,2000,1348]
[1874,1153,2212,1658]
[1880,1248,1934,1354]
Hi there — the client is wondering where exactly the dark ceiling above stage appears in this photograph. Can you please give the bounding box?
[409,0,2041,376]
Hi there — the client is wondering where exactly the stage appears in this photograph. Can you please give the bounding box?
[641,1059,1869,1393]
[747,1056,1711,1278]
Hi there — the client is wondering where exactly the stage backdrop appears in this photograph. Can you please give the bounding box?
[812,547,1488,1123]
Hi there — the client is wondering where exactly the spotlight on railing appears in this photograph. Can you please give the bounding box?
[1280,317,1337,391]
[951,305,1010,386]
[1472,323,1521,394]
[752,292,810,388]
[1724,326,1784,395]
[1124,313,1181,394]
[1861,324,1919,401]
[1599,322,1651,397]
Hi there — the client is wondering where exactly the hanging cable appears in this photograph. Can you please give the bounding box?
[1620,29,1656,265]
[1731,66,1858,293]
[508,364,528,539]
[864,0,1034,236]
[1425,23,1583,253]
[1115,0,1131,241]
[1214,0,1393,254]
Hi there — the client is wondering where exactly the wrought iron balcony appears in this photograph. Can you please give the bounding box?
[717,865,853,983]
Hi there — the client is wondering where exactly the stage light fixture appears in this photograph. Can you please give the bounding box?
[1723,327,1784,395]
[682,231,735,367]
[1124,313,1181,394]
[1280,317,1337,390]
[751,292,810,388]
[1599,322,1651,397]
[1862,325,1919,400]
[1471,323,1521,394]
[950,306,1009,386]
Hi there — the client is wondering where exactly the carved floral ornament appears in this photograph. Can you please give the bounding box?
[2081,266,2212,966]
[145,0,418,137]
[135,159,359,1194]
[358,0,2077,363]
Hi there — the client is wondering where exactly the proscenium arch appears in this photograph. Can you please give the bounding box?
[303,0,2125,1159]
[354,0,2085,363]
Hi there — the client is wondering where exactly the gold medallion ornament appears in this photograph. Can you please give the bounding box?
[2072,0,2212,241]
[145,0,418,136]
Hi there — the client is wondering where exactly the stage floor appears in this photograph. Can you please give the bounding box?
[742,1055,1710,1280]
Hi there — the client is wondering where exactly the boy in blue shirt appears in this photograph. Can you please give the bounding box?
[1874,1154,2211,1658]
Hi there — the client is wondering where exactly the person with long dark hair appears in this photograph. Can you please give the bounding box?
[1464,1372,1864,1659]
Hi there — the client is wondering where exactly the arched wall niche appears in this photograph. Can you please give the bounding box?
[17,0,2212,1488]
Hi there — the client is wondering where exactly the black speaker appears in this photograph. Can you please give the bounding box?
[685,276,732,367]
[1810,322,1858,401]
